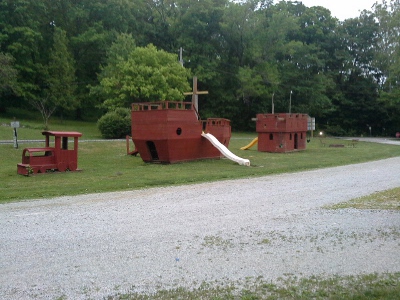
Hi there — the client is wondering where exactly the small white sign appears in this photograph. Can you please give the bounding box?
[307,117,315,131]
[11,121,20,128]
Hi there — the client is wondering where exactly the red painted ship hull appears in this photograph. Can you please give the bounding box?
[131,102,231,163]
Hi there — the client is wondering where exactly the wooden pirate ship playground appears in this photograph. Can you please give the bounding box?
[129,78,250,166]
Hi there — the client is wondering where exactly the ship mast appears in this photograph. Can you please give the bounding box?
[184,77,208,118]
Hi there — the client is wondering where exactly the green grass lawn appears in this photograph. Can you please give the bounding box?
[2,117,400,299]
[1,120,400,203]
[0,115,102,140]
[108,272,400,300]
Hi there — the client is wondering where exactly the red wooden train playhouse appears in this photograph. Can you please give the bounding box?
[128,78,249,165]
[241,113,309,153]
[17,131,82,175]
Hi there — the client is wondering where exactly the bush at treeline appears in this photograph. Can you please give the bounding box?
[97,108,131,139]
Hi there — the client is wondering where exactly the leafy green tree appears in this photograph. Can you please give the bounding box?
[220,1,258,67]
[96,33,136,84]
[1,0,397,134]
[89,33,136,109]
[373,0,400,86]
[235,2,300,117]
[340,13,380,75]
[47,27,77,117]
[0,52,18,94]
[329,71,385,136]
[325,12,385,135]
[172,0,227,71]
[373,0,400,135]
[145,0,178,50]
[70,23,112,116]
[96,44,191,110]
[0,0,47,105]
[231,1,343,130]
[29,27,77,129]
[0,52,18,112]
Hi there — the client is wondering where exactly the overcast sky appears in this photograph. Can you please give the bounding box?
[283,0,378,20]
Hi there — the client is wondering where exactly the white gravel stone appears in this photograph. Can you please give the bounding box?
[1,157,400,299]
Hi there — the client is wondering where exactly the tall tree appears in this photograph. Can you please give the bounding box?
[0,0,47,105]
[46,27,77,117]
[30,27,77,129]
[90,33,137,109]
[373,0,400,135]
[0,52,18,111]
[95,44,191,110]
[0,52,18,94]
[326,12,383,135]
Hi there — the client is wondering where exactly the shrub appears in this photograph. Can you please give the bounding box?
[325,124,347,136]
[97,107,131,139]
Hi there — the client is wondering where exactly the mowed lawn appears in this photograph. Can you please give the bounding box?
[1,122,400,203]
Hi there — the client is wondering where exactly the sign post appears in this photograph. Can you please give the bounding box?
[11,120,20,149]
[307,116,315,138]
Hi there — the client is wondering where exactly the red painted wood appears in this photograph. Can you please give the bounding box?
[256,113,308,153]
[17,131,82,175]
[131,101,231,163]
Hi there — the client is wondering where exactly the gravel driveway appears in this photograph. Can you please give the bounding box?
[1,157,400,299]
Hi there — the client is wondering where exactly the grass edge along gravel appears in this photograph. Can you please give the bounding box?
[2,116,400,205]
[2,136,400,203]
[324,187,400,210]
[103,272,400,300]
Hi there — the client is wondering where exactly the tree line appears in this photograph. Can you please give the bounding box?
[0,0,399,135]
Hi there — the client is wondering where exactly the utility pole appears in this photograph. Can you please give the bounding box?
[179,47,184,67]
[289,90,292,114]
[271,93,275,114]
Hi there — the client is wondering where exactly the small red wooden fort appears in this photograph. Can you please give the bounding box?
[256,113,308,152]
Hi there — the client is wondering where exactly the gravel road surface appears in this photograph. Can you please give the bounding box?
[1,157,400,299]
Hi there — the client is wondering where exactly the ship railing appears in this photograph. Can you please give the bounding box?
[205,118,231,126]
[201,118,231,130]
[132,101,195,111]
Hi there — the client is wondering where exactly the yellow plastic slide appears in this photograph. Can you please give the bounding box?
[240,137,258,150]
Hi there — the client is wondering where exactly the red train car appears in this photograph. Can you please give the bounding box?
[17,131,82,175]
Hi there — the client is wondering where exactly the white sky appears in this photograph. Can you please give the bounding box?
[284,0,378,20]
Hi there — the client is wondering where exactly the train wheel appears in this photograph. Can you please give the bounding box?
[69,162,77,171]
[57,162,67,172]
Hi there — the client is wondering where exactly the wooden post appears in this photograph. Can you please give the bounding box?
[184,77,208,118]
